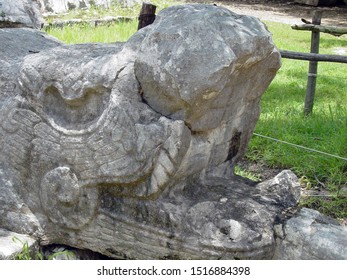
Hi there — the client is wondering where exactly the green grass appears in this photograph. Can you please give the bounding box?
[234,165,261,181]
[12,237,43,260]
[253,22,347,184]
[244,22,347,219]
[43,0,182,44]
[12,237,77,260]
[44,20,138,43]
[43,5,346,219]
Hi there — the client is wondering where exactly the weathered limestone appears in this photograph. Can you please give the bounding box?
[136,5,281,177]
[0,4,316,259]
[0,29,62,239]
[82,170,300,259]
[0,0,44,28]
[274,208,347,259]
[136,5,280,134]
[0,28,61,103]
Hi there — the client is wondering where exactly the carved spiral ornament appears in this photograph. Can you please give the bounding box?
[40,167,98,229]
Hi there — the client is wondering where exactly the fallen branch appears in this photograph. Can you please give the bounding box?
[291,24,347,37]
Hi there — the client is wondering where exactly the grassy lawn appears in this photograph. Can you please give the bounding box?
[43,3,347,219]
[251,22,347,219]
[45,20,138,43]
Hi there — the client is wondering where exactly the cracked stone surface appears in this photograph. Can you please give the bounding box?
[273,208,347,259]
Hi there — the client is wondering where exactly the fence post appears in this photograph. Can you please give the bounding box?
[137,2,157,30]
[304,10,323,116]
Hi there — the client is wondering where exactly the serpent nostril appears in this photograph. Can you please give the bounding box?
[219,226,230,235]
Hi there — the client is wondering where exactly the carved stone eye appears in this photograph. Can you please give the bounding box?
[42,85,110,131]
[40,167,98,229]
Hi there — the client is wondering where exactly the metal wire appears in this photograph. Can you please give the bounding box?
[253,133,347,161]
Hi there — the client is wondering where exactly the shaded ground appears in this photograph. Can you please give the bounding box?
[190,0,347,27]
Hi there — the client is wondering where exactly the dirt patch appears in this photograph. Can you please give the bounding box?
[236,160,283,182]
[190,0,347,27]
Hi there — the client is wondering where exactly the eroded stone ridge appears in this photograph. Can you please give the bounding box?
[274,208,347,260]
[0,4,294,259]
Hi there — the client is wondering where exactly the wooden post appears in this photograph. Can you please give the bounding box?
[137,3,157,30]
[304,11,323,116]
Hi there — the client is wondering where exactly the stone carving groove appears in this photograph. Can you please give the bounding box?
[0,4,311,259]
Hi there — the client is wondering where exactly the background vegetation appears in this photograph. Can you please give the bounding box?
[43,1,347,220]
[249,21,347,220]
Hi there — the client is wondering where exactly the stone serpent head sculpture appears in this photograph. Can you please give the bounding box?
[0,5,301,259]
